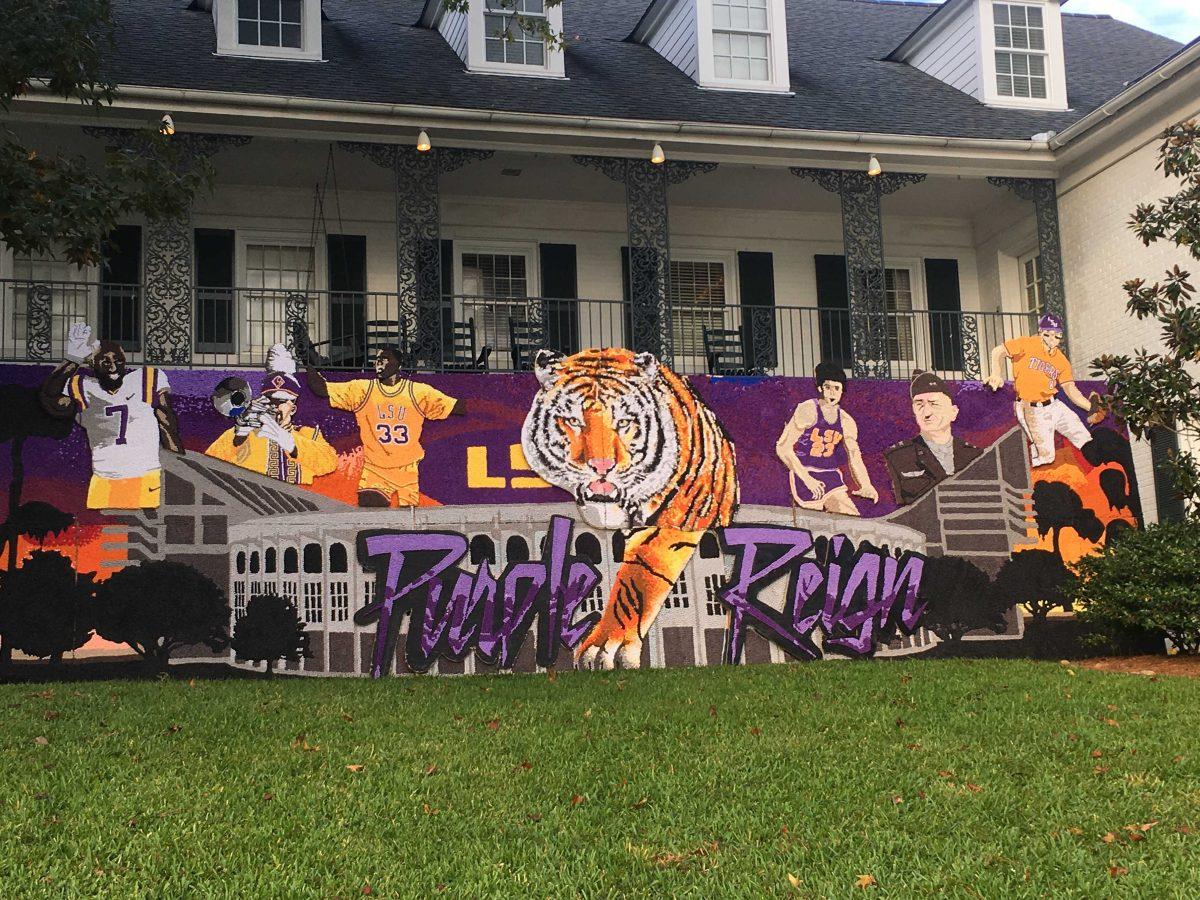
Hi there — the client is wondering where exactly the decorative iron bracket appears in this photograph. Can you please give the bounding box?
[792,168,927,379]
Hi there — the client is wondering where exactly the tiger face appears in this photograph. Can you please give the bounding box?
[521,348,680,530]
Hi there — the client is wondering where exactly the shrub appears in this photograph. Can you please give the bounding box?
[916,556,1008,643]
[993,550,1071,620]
[231,594,309,676]
[0,550,94,661]
[1073,521,1200,654]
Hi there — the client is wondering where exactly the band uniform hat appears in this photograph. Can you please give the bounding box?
[909,369,953,400]
[261,372,301,401]
[1038,313,1065,334]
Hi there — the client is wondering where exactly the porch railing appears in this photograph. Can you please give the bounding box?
[0,278,1035,381]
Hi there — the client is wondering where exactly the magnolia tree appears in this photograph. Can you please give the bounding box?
[1092,120,1200,510]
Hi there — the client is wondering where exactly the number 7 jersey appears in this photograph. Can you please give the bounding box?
[65,367,168,480]
[326,378,457,470]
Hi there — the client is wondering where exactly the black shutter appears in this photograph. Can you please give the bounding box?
[327,234,367,365]
[100,225,142,350]
[539,243,578,354]
[924,258,963,371]
[1150,426,1186,522]
[194,229,236,352]
[737,251,776,369]
[621,246,633,352]
[814,254,850,369]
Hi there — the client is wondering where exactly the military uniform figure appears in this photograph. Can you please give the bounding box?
[885,370,982,507]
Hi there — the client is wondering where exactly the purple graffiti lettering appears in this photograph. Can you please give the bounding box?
[355,516,601,676]
[717,526,926,662]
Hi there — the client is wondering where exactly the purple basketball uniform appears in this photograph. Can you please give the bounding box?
[792,400,849,499]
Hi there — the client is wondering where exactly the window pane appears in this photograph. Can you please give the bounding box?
[995,26,1011,48]
[713,32,730,54]
[713,3,730,28]
[997,75,1013,96]
[281,24,301,47]
[1029,29,1045,51]
[260,22,280,46]
[750,57,769,80]
[1028,7,1043,27]
[239,0,257,17]
[281,0,302,23]
[262,0,279,18]
[1011,28,1028,50]
[1010,5,1026,26]
[996,52,1012,75]
[1012,54,1028,75]
[527,41,544,65]
[1031,77,1047,99]
[714,56,732,78]
[1014,77,1031,98]
[994,4,1010,25]
[1029,54,1046,76]
[238,20,258,45]
[748,6,768,29]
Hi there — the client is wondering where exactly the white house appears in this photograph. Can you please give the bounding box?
[1,0,1196,521]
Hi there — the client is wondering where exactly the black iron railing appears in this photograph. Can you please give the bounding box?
[0,279,1035,380]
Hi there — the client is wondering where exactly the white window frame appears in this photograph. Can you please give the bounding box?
[1019,250,1044,315]
[233,230,320,364]
[668,250,739,364]
[979,0,1066,110]
[883,263,921,364]
[455,240,539,362]
[463,0,566,79]
[212,0,324,61]
[696,0,791,94]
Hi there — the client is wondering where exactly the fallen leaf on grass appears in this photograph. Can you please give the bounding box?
[900,674,912,685]
[938,770,954,778]
[1103,718,1120,728]
[708,705,717,718]
[787,873,802,890]
[43,710,60,721]
[346,764,364,773]
[28,690,54,701]
[527,812,542,822]
[165,723,181,734]
[632,797,648,809]
[1068,827,1084,836]
[855,874,877,889]
[891,795,903,804]
[515,760,533,772]
[361,883,372,895]
[262,792,273,801]
[905,743,921,750]
[1102,832,1117,844]
[341,713,354,723]
[1091,750,1103,759]
[582,708,592,720]
[1108,866,1128,879]
[1093,766,1110,775]
[571,794,585,807]
[965,782,983,794]
[895,718,906,729]
[1174,825,1192,835]
[33,736,49,747]
[1173,755,1184,764]
[187,678,196,688]
[423,804,439,816]
[291,734,320,753]
[652,841,718,867]
[423,764,439,776]
[486,718,500,731]
[750,727,761,736]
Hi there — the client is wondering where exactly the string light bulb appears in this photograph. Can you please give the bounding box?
[159,114,175,136]
[867,154,882,177]
[416,129,431,153]
[650,142,666,165]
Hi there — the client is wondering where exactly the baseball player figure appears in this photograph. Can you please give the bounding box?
[38,323,183,510]
[775,361,879,516]
[206,344,338,486]
[306,346,464,507]
[986,313,1103,468]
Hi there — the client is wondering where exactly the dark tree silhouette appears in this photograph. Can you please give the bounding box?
[231,594,309,676]
[1031,481,1104,559]
[0,383,75,667]
[0,550,94,663]
[1098,468,1132,513]
[94,561,229,672]
[993,550,1072,621]
[916,555,1008,643]
[1081,428,1144,525]
[1105,519,1135,546]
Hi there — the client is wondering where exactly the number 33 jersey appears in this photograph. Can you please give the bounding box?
[327,378,457,470]
[65,367,168,479]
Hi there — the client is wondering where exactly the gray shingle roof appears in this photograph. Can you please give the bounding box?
[101,0,1182,141]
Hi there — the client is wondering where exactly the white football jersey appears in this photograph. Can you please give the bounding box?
[65,368,169,479]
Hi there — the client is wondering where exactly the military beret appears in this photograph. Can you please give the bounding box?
[909,369,953,400]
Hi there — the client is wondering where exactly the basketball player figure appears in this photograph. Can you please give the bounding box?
[306,346,464,507]
[39,323,183,510]
[986,313,1103,468]
[775,361,879,516]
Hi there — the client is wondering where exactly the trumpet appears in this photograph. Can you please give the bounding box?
[212,377,272,429]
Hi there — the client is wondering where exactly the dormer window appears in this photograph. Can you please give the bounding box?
[993,3,1047,100]
[484,0,547,67]
[712,0,770,82]
[237,0,303,49]
[212,0,323,61]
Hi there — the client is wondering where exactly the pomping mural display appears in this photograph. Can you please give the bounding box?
[0,317,1141,675]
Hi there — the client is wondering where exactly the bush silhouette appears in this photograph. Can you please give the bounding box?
[993,550,1071,621]
[0,550,94,662]
[95,561,228,671]
[231,594,309,676]
[916,555,1008,643]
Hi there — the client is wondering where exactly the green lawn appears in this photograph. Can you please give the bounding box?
[1,660,1198,898]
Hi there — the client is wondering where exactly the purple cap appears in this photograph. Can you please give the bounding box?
[1038,313,1064,334]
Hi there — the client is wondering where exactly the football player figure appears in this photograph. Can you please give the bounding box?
[206,344,337,486]
[39,323,183,510]
[985,313,1102,468]
[306,345,464,507]
[775,361,879,516]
